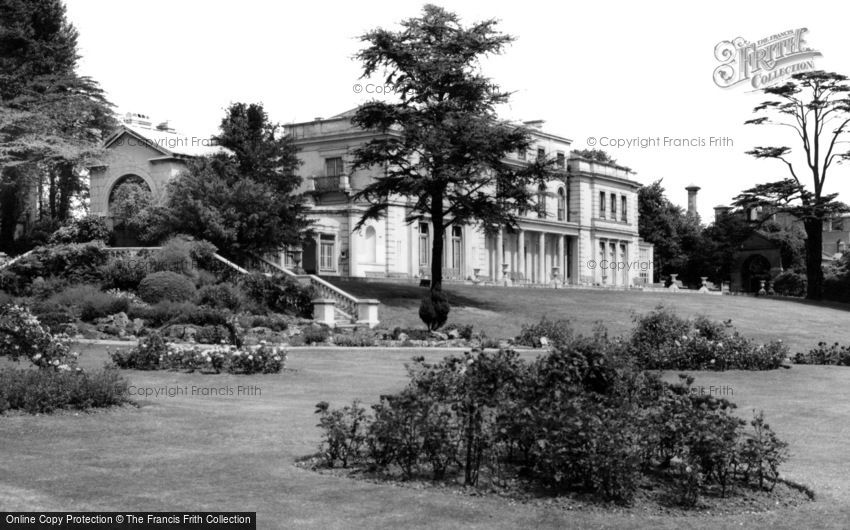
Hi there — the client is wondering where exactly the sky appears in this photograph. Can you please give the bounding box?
[64,0,850,220]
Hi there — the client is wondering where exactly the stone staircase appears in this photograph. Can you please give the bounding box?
[219,253,379,328]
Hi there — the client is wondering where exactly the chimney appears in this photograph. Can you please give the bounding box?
[713,205,731,223]
[685,185,700,218]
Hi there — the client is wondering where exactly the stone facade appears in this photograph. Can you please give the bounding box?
[284,110,654,287]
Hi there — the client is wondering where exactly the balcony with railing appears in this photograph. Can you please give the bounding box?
[312,175,349,192]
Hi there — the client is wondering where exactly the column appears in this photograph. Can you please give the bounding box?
[558,235,565,284]
[538,232,545,284]
[348,211,359,278]
[495,228,503,280]
[517,229,525,282]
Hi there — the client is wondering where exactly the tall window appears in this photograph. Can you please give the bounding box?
[537,147,545,160]
[566,179,571,221]
[518,149,526,161]
[621,196,628,222]
[364,226,377,263]
[325,157,343,177]
[599,191,606,218]
[537,183,547,218]
[451,226,463,270]
[557,188,566,221]
[419,223,430,266]
[556,151,565,169]
[319,234,335,271]
[610,194,617,218]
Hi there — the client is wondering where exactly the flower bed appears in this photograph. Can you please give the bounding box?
[109,333,285,374]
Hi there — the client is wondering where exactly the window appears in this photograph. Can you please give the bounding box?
[621,196,627,222]
[537,148,545,160]
[364,226,377,263]
[610,194,617,218]
[518,149,526,161]
[419,223,430,266]
[537,183,547,219]
[556,152,565,169]
[599,191,606,218]
[451,226,463,270]
[325,157,344,177]
[319,234,336,271]
[557,188,566,221]
[566,180,571,222]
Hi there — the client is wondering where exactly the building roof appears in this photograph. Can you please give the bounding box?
[104,125,226,158]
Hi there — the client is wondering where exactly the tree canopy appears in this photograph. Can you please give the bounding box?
[147,103,309,257]
[351,5,557,291]
[0,0,115,251]
[735,70,850,299]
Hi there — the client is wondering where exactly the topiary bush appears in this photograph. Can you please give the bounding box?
[418,289,450,331]
[138,271,197,304]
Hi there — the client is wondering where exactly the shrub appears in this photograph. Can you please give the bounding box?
[313,338,790,505]
[0,241,109,294]
[315,400,369,468]
[111,336,285,374]
[100,257,148,290]
[418,289,450,331]
[0,304,76,369]
[138,271,197,304]
[237,272,314,317]
[629,307,787,370]
[794,341,850,366]
[332,331,376,347]
[738,411,789,490]
[195,325,231,345]
[0,367,129,414]
[46,284,130,322]
[244,314,289,332]
[443,323,474,340]
[48,215,111,244]
[127,300,199,327]
[515,317,574,348]
[197,283,242,310]
[110,332,167,370]
[148,236,196,275]
[303,325,330,345]
[772,270,807,297]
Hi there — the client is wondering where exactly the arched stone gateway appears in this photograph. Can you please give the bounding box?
[741,254,772,293]
[730,232,783,292]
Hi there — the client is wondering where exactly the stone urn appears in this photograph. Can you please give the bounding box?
[758,279,767,296]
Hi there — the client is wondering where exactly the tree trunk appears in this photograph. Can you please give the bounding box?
[430,188,445,292]
[803,218,824,300]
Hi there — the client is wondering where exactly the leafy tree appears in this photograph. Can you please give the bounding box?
[735,71,850,299]
[0,0,115,251]
[109,178,152,233]
[638,180,702,282]
[150,103,309,256]
[571,148,622,167]
[350,5,556,293]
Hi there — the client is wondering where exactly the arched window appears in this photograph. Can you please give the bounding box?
[364,225,377,263]
[557,188,566,221]
[537,183,547,219]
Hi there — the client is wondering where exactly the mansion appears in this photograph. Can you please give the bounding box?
[90,110,654,288]
[285,109,653,287]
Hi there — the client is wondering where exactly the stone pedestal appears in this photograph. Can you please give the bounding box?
[312,298,336,327]
[356,299,380,328]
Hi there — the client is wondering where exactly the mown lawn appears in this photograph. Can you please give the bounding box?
[330,280,850,354]
[1,345,849,529]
